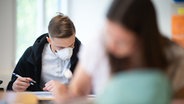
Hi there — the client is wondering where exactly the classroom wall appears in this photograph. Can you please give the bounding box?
[69,0,173,42]
[152,0,172,38]
[0,0,15,88]
[68,0,111,44]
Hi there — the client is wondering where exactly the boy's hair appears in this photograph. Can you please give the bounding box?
[48,13,76,38]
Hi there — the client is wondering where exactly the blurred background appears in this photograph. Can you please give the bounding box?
[0,0,183,89]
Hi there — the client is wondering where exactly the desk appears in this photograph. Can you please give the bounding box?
[0,92,54,104]
[0,92,95,104]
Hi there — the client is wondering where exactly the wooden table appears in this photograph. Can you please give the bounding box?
[0,91,54,104]
[0,92,95,104]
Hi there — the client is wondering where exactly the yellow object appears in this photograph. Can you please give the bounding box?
[178,8,184,15]
[5,92,38,104]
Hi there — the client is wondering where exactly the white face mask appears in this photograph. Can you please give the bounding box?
[55,48,73,60]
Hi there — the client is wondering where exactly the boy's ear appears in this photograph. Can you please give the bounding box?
[46,37,51,43]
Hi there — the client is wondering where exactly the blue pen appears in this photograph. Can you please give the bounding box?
[12,73,36,85]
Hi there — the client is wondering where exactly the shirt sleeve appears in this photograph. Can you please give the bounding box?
[7,47,32,91]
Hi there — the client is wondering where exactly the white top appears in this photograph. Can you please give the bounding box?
[79,34,110,95]
[41,43,71,86]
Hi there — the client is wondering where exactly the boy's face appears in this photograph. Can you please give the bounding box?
[47,34,75,52]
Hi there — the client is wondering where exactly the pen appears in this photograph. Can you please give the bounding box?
[12,73,36,85]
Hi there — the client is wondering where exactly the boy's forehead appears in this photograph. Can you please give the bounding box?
[52,35,75,47]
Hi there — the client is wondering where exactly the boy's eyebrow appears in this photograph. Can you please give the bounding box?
[56,42,75,48]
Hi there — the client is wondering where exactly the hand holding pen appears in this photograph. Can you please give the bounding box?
[12,73,36,92]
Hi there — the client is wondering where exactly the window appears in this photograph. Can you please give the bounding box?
[16,0,68,63]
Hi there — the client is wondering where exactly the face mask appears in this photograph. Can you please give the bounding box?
[55,48,73,60]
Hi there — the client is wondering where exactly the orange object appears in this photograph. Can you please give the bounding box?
[172,15,184,47]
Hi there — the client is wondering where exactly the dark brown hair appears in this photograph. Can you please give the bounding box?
[107,0,169,74]
[48,13,76,38]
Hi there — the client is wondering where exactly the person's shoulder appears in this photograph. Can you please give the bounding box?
[75,37,82,44]
[19,46,33,61]
[167,42,184,59]
[31,33,48,52]
[167,43,184,95]
[33,33,48,44]
[24,33,48,60]
[74,37,82,49]
[79,34,106,59]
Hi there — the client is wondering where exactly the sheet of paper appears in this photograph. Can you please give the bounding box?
[27,92,95,101]
[28,91,54,100]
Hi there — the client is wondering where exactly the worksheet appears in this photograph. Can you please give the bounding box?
[28,91,54,100]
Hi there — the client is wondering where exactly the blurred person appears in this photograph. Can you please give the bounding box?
[7,13,81,92]
[45,0,184,103]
